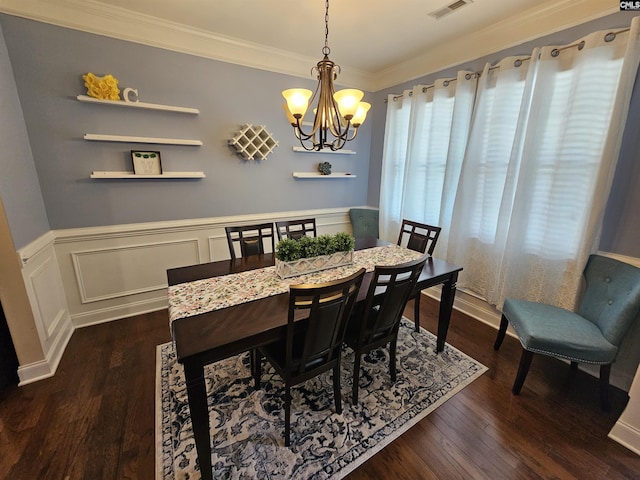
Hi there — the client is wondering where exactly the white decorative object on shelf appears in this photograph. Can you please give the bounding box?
[90,171,205,179]
[229,124,278,160]
[292,146,356,155]
[83,134,202,146]
[77,95,199,114]
[292,172,356,178]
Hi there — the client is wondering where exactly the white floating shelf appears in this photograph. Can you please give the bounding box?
[292,146,356,155]
[77,95,199,114]
[84,134,202,146]
[292,172,356,179]
[90,171,205,179]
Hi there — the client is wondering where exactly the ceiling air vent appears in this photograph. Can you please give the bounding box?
[428,0,473,20]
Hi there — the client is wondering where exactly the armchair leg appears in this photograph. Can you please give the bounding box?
[513,349,534,395]
[600,364,612,412]
[494,315,509,350]
[414,292,421,332]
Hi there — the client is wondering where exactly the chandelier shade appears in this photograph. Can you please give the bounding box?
[282,0,369,151]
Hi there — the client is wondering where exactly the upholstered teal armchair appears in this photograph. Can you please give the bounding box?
[494,254,640,410]
[349,208,379,238]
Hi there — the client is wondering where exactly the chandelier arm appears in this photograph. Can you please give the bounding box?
[331,121,353,150]
[348,125,359,141]
[293,119,317,142]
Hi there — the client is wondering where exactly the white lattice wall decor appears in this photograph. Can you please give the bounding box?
[228,124,279,160]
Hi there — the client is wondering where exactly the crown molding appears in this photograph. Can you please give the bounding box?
[0,0,372,89]
[372,0,618,91]
[0,0,619,92]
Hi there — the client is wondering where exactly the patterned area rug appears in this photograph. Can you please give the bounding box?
[156,318,487,479]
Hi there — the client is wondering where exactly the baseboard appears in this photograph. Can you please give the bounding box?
[423,286,504,330]
[17,314,73,385]
[608,420,640,456]
[72,295,169,328]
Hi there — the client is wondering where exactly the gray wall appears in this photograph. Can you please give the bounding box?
[368,11,640,259]
[0,22,49,249]
[0,15,371,237]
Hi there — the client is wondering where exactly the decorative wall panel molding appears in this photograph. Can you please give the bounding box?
[71,239,200,304]
[18,241,73,385]
[44,208,353,329]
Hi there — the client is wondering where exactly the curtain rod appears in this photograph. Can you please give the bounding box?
[386,26,631,103]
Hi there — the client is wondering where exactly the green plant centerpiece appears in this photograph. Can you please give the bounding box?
[275,232,355,278]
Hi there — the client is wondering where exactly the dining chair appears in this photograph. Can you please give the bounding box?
[397,219,442,332]
[275,218,317,241]
[349,208,379,238]
[494,254,640,411]
[344,255,428,404]
[224,223,275,260]
[253,268,366,446]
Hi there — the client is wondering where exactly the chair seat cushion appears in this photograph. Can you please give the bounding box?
[503,299,618,364]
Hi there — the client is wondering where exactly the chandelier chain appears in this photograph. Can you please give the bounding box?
[323,0,330,56]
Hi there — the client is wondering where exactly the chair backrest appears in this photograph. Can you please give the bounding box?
[349,208,379,238]
[579,254,640,347]
[356,255,428,346]
[225,223,275,260]
[276,218,317,241]
[287,268,366,373]
[397,219,442,256]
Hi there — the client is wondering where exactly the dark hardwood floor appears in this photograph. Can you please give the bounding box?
[1,297,639,479]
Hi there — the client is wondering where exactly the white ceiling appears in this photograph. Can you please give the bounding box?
[0,0,618,90]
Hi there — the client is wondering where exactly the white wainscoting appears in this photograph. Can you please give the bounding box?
[71,239,201,304]
[15,207,353,384]
[26,208,353,332]
[18,232,73,385]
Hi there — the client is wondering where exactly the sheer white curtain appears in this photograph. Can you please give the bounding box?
[379,71,477,254]
[447,19,640,309]
[379,91,411,241]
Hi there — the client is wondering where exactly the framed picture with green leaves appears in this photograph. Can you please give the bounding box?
[131,150,162,175]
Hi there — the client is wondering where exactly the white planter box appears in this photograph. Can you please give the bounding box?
[275,251,354,279]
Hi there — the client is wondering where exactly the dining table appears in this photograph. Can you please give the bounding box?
[166,237,463,480]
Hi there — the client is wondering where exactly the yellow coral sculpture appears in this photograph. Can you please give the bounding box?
[82,72,120,101]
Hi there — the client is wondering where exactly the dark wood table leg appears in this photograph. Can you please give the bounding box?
[436,273,458,353]
[182,360,212,480]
